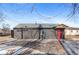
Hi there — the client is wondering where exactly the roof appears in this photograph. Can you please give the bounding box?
[55,24,69,28]
[65,27,79,30]
[14,23,57,28]
[14,23,79,30]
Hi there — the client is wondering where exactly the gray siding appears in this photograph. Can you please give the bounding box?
[13,28,56,39]
[42,29,56,39]
[14,29,21,39]
[23,29,39,39]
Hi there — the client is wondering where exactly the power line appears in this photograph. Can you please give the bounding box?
[30,4,66,23]
[0,4,21,23]
[66,3,79,23]
[31,5,53,19]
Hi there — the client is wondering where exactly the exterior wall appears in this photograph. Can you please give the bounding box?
[13,28,56,39]
[14,29,21,39]
[23,29,39,39]
[42,29,56,39]
[14,28,40,39]
[65,28,79,40]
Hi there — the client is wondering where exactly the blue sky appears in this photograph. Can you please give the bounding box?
[0,3,79,29]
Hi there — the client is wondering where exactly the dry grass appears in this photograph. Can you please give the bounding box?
[0,35,11,41]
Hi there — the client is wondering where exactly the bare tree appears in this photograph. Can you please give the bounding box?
[2,23,10,35]
[2,23,10,29]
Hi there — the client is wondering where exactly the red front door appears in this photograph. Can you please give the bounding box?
[56,29,62,42]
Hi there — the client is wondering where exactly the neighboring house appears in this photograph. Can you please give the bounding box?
[12,24,57,39]
[0,28,11,36]
[64,27,79,40]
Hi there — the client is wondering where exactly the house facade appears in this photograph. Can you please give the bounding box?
[54,24,79,40]
[12,23,79,40]
[12,24,57,39]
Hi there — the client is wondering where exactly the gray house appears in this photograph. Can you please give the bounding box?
[12,24,57,39]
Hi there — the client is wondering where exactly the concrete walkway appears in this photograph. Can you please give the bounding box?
[61,40,79,55]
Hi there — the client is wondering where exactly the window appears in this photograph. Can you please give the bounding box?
[71,30,73,32]
[77,30,78,32]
